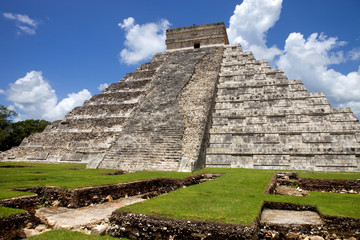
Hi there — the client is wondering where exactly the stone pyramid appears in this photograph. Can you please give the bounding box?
[1,22,359,172]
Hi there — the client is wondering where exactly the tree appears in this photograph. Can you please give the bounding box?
[0,105,17,150]
[6,119,51,148]
[0,105,51,151]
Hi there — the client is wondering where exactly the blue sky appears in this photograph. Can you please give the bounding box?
[1,0,360,121]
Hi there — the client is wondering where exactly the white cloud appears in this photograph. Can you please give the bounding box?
[3,12,39,35]
[118,17,170,65]
[98,83,109,91]
[43,89,91,121]
[349,48,360,61]
[227,0,360,118]
[276,33,360,116]
[227,0,283,64]
[4,71,91,122]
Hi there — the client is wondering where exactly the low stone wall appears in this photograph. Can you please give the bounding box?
[0,212,31,240]
[0,174,221,239]
[107,211,257,240]
[299,178,360,193]
[1,173,222,210]
[265,172,360,194]
[260,202,360,239]
[108,206,360,240]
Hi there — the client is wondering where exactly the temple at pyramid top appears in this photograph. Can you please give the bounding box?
[1,22,359,172]
[166,22,229,50]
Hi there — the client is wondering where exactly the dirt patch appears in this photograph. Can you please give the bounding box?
[99,170,126,175]
[0,165,29,168]
[67,168,81,170]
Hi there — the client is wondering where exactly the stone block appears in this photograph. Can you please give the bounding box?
[60,153,84,162]
[253,155,290,167]
[27,152,49,160]
[302,133,331,143]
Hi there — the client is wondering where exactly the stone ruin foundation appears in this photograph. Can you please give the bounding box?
[0,173,221,239]
[0,171,359,240]
[0,22,359,173]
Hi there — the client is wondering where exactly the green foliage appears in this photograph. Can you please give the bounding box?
[0,105,17,148]
[0,105,51,151]
[4,119,51,149]
[25,229,125,240]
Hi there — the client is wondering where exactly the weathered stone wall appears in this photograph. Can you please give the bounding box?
[166,22,229,50]
[206,44,360,172]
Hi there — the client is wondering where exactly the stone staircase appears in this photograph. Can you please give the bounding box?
[1,53,166,164]
[206,45,360,172]
[98,47,223,171]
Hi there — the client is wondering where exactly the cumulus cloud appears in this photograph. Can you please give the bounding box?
[276,33,360,116]
[227,0,283,64]
[227,0,360,118]
[118,17,170,65]
[3,12,39,35]
[4,71,91,122]
[349,48,360,61]
[98,83,109,91]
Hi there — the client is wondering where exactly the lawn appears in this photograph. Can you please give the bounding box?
[25,229,126,240]
[121,168,360,225]
[1,162,359,226]
[0,162,191,217]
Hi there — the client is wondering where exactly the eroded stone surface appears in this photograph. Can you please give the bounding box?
[206,45,360,172]
[260,209,322,225]
[36,196,145,230]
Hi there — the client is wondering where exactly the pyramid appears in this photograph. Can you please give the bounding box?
[1,22,359,172]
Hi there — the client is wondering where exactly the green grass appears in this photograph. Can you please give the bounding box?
[1,163,359,226]
[0,205,26,218]
[25,230,127,240]
[0,162,191,200]
[121,168,360,225]
[0,162,191,217]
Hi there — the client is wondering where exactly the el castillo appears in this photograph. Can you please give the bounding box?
[0,23,359,240]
